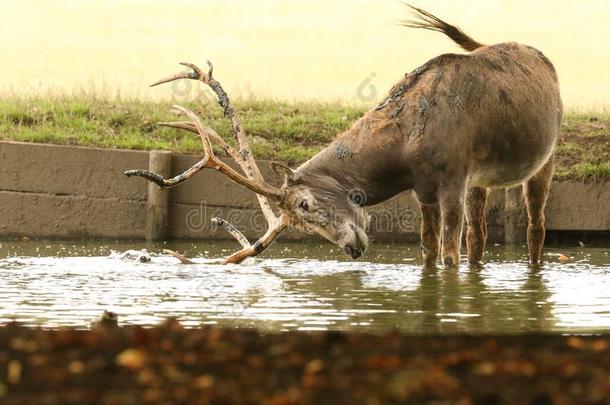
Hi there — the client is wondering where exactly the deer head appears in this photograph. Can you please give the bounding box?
[271,163,369,259]
[125,61,367,263]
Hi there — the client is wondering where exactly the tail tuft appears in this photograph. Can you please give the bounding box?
[400,4,484,52]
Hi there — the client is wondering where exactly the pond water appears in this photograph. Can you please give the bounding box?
[0,239,609,334]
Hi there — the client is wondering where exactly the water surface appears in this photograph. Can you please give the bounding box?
[1,239,609,333]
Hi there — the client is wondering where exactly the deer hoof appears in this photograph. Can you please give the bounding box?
[443,256,457,267]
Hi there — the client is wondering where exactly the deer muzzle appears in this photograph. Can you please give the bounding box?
[342,223,368,259]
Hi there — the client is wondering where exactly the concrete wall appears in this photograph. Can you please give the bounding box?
[0,141,608,242]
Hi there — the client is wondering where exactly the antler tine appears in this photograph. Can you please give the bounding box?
[171,105,214,156]
[150,61,210,88]
[124,157,208,188]
[212,217,250,249]
[163,214,287,265]
[157,121,194,131]
[158,121,240,161]
[150,61,208,87]
[180,61,212,79]
[150,70,195,88]
[163,249,196,264]
[222,215,288,264]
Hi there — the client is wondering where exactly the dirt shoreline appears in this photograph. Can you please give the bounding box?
[1,321,609,404]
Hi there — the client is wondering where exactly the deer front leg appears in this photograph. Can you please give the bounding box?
[439,188,465,268]
[465,187,488,263]
[419,202,441,267]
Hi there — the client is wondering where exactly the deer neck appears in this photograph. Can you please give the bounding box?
[296,122,413,206]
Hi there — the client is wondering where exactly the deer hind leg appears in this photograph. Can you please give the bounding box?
[419,203,441,267]
[465,187,489,263]
[439,188,465,268]
[523,156,554,265]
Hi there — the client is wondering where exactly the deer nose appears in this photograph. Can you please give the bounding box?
[343,223,367,259]
[344,244,364,259]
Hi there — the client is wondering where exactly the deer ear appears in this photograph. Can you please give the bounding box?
[271,162,297,183]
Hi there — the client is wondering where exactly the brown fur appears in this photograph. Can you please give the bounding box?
[419,203,441,267]
[465,187,488,263]
[278,6,561,266]
[524,156,554,264]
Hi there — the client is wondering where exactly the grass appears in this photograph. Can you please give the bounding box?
[0,97,608,181]
[0,97,362,165]
[554,113,610,181]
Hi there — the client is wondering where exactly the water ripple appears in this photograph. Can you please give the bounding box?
[0,241,609,332]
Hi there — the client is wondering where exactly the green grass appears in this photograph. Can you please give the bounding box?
[0,97,361,165]
[0,97,608,181]
[554,112,610,181]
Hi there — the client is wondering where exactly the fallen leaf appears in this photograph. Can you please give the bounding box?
[68,360,84,374]
[472,361,496,375]
[116,348,147,369]
[193,374,215,389]
[305,359,324,374]
[567,337,585,349]
[592,339,609,352]
[7,360,21,385]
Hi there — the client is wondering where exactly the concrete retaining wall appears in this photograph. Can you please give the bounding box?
[0,141,608,242]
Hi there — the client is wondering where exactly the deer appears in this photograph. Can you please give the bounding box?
[125,5,562,267]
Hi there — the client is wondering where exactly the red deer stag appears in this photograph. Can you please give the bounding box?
[125,5,562,267]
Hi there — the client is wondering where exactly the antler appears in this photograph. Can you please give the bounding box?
[217,214,289,264]
[124,61,289,264]
[126,104,284,199]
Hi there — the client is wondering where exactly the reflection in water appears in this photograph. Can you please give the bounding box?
[0,239,608,333]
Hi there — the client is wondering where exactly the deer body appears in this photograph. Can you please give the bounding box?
[302,44,561,199]
[289,10,561,265]
[127,6,561,267]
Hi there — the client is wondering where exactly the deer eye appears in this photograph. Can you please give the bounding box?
[299,199,310,212]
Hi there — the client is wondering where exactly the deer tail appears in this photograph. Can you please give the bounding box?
[400,4,484,52]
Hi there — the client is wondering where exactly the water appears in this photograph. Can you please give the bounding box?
[0,239,609,333]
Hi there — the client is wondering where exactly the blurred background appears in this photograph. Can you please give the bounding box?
[1,0,609,109]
